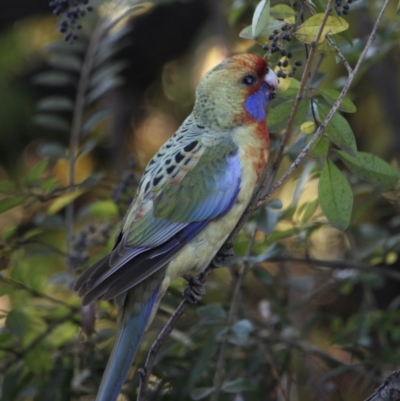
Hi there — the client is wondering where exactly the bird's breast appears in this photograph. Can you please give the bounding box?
[164,123,269,282]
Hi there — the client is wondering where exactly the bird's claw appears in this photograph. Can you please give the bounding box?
[211,245,234,268]
[183,275,205,304]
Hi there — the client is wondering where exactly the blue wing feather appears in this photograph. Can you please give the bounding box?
[75,140,241,302]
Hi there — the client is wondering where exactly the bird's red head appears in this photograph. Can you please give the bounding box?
[193,53,278,128]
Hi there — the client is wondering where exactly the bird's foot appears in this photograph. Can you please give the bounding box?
[211,244,234,268]
[183,275,205,304]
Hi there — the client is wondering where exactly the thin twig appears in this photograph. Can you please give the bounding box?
[326,36,353,74]
[210,231,256,401]
[266,255,400,282]
[66,21,105,270]
[260,0,334,197]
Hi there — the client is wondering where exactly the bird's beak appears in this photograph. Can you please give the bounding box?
[264,68,278,100]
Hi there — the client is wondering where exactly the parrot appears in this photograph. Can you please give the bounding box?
[74,53,278,401]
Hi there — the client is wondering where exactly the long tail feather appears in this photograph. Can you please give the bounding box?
[96,288,159,401]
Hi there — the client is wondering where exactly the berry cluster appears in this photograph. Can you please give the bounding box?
[68,224,111,271]
[262,25,293,54]
[111,171,139,205]
[335,0,352,15]
[49,0,93,43]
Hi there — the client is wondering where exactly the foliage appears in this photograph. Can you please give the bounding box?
[0,0,400,400]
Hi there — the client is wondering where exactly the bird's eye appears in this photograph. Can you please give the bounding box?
[242,74,257,86]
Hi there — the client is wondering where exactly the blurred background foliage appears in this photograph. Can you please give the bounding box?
[0,0,400,400]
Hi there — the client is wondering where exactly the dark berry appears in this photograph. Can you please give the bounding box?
[342,9,348,14]
[281,25,288,31]
[268,35,274,40]
[294,60,302,66]
[310,41,316,48]
[287,51,293,58]
[273,29,279,34]
[280,50,287,56]
[262,45,269,51]
[282,60,289,67]
[277,61,282,66]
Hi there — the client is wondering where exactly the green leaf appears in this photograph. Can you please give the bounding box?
[267,100,309,132]
[239,25,253,40]
[38,142,67,159]
[252,0,270,38]
[190,387,215,400]
[270,4,296,19]
[229,319,254,345]
[240,17,285,41]
[47,321,78,347]
[25,344,52,374]
[90,61,128,88]
[33,114,70,132]
[90,200,118,218]
[197,305,227,324]
[25,159,49,186]
[319,89,356,113]
[0,180,16,193]
[300,199,319,224]
[47,54,82,72]
[37,96,74,111]
[288,276,315,292]
[32,71,76,86]
[2,225,17,240]
[47,190,84,215]
[252,267,274,285]
[5,310,31,338]
[308,135,330,157]
[45,40,85,53]
[222,378,256,393]
[318,159,353,230]
[229,4,247,25]
[318,103,357,156]
[257,207,279,235]
[0,196,26,213]
[82,108,112,134]
[294,14,349,44]
[249,243,285,264]
[185,337,216,392]
[337,151,399,185]
[87,77,124,104]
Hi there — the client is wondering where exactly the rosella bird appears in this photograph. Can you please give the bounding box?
[74,53,278,401]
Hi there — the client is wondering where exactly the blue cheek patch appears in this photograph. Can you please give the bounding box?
[244,90,267,121]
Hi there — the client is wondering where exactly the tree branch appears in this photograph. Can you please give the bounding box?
[364,371,400,401]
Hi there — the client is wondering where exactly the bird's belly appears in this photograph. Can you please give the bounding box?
[165,178,255,282]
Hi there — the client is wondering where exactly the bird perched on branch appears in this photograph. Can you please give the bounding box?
[74,53,278,401]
